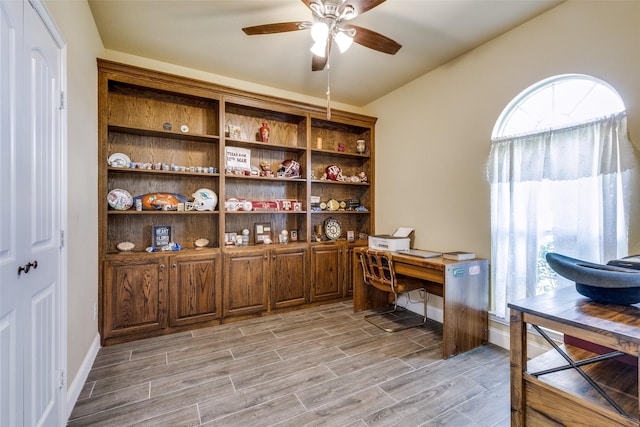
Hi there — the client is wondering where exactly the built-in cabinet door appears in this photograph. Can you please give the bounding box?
[311,244,344,301]
[344,245,357,297]
[103,257,167,338]
[169,251,222,327]
[224,248,268,316]
[270,245,308,309]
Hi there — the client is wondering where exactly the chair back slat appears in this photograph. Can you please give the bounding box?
[359,249,397,293]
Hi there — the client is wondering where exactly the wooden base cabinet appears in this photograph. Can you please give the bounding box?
[223,244,309,316]
[223,248,269,317]
[102,251,223,345]
[270,245,309,309]
[98,60,377,344]
[168,251,222,328]
[103,256,167,341]
[311,242,363,302]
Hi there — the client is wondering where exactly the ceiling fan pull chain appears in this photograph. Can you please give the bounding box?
[326,63,331,120]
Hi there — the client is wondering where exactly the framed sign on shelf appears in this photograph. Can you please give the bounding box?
[152,225,172,247]
[254,222,272,244]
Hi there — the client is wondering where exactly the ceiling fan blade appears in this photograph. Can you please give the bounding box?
[344,0,386,16]
[345,24,402,55]
[312,40,331,71]
[242,22,310,35]
[312,54,328,71]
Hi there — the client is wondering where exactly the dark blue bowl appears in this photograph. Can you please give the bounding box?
[546,253,640,305]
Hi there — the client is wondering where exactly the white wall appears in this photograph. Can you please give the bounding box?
[363,0,640,342]
[45,0,103,393]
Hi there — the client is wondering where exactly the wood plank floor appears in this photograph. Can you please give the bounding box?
[68,301,510,426]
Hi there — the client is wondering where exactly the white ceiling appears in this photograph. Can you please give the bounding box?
[88,0,563,107]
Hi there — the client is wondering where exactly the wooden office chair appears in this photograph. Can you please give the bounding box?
[358,249,428,332]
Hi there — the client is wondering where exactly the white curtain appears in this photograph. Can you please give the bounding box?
[488,112,638,320]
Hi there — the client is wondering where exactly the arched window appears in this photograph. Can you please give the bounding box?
[493,74,625,139]
[487,74,637,320]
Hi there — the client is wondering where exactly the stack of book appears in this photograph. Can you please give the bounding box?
[443,251,476,261]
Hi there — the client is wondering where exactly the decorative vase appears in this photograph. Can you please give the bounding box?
[259,121,270,143]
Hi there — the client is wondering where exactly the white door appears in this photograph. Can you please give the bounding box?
[0,1,65,426]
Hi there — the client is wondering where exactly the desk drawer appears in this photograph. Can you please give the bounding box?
[394,263,443,283]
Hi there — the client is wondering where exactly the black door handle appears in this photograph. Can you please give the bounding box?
[17,260,38,275]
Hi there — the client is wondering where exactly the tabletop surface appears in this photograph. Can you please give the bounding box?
[508,286,640,345]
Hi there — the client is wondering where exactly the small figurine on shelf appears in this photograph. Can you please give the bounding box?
[259,121,270,143]
[260,161,272,177]
[337,143,345,152]
[358,171,368,182]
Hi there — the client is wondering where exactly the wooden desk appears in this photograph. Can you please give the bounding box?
[509,286,640,426]
[352,248,488,359]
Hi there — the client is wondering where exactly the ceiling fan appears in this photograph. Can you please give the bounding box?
[242,0,402,71]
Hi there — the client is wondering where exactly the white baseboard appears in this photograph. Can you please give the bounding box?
[400,292,554,357]
[397,292,443,322]
[66,333,100,420]
[488,323,557,357]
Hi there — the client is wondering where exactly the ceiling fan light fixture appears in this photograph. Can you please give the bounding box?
[310,22,329,42]
[310,40,327,57]
[339,5,357,20]
[334,30,353,53]
[309,2,324,17]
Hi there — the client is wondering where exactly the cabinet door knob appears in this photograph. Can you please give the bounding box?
[172,263,177,268]
[160,264,165,270]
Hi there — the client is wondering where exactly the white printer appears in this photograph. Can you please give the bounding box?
[368,227,414,251]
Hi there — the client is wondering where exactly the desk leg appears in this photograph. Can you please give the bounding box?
[510,308,526,427]
[352,251,389,312]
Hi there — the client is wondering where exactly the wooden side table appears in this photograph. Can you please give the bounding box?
[509,286,640,426]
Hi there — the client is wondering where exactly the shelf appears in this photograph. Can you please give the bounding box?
[311,210,369,214]
[225,174,306,183]
[104,247,221,257]
[223,241,308,250]
[225,210,307,215]
[311,239,368,246]
[108,167,220,177]
[311,179,370,186]
[109,124,220,143]
[310,148,370,159]
[225,138,306,153]
[107,210,220,215]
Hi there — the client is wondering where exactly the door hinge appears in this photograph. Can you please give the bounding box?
[59,370,66,390]
[60,230,64,249]
[59,91,65,109]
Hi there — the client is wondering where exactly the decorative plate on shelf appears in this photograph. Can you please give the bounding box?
[194,238,209,248]
[107,152,131,168]
[107,189,133,210]
[327,198,340,211]
[116,241,135,252]
[324,217,342,240]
